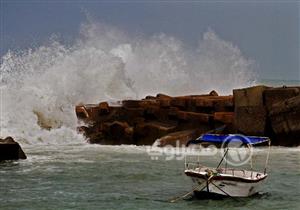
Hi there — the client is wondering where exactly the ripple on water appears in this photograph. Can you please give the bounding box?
[0,146,299,210]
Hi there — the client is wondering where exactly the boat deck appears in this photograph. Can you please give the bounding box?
[185,166,267,181]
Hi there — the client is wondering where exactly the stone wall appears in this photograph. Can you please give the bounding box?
[233,86,300,146]
[76,86,300,146]
[76,91,234,146]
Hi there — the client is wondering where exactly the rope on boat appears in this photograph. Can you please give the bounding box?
[169,174,214,203]
[216,148,229,169]
[170,172,238,202]
[264,140,271,174]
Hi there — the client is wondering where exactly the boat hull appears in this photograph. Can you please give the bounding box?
[185,171,267,197]
[193,190,229,200]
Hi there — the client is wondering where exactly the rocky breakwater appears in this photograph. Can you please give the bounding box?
[234,85,300,146]
[76,91,234,146]
[0,137,27,160]
[76,85,300,147]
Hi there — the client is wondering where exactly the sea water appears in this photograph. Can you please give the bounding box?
[0,22,299,209]
[0,145,299,210]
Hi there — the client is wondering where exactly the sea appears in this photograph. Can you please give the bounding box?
[0,145,299,210]
[0,22,299,209]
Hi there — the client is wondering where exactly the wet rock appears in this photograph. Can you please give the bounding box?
[88,132,106,144]
[122,100,141,108]
[89,121,134,144]
[106,121,134,144]
[145,95,156,100]
[214,112,234,124]
[176,111,211,123]
[76,86,300,146]
[168,107,180,118]
[171,97,187,108]
[75,91,234,146]
[264,87,299,112]
[122,107,145,120]
[234,106,267,135]
[269,95,300,146]
[213,96,234,112]
[123,99,160,109]
[195,96,233,113]
[234,85,269,107]
[134,121,177,145]
[209,90,218,96]
[156,130,199,147]
[156,93,172,99]
[270,95,300,115]
[75,104,100,122]
[233,86,269,135]
[195,97,214,108]
[75,105,90,120]
[0,137,27,160]
[159,99,171,108]
[99,102,109,115]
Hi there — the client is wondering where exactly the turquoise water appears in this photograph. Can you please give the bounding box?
[0,145,299,210]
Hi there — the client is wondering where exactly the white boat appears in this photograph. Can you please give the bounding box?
[184,134,271,199]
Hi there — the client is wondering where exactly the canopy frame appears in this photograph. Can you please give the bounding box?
[185,134,271,175]
[187,134,270,146]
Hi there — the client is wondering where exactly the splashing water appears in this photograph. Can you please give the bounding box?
[0,22,257,145]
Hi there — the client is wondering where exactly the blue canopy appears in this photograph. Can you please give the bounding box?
[187,134,270,146]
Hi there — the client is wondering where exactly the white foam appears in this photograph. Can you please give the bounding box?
[0,22,257,145]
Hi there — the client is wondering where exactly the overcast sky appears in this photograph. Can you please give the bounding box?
[1,0,299,81]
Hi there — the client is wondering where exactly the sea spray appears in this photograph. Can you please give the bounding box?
[0,22,257,145]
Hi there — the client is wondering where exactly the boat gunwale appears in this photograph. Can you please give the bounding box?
[184,170,268,183]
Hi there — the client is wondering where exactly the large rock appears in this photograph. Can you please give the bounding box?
[75,104,100,122]
[122,99,160,109]
[134,121,177,145]
[233,86,269,135]
[156,93,172,99]
[233,85,269,107]
[75,105,90,120]
[99,102,110,115]
[155,130,199,147]
[159,99,172,108]
[264,87,299,112]
[270,95,300,115]
[0,137,27,160]
[176,111,211,123]
[213,96,234,112]
[122,107,144,120]
[214,112,234,124]
[234,106,267,135]
[269,96,300,146]
[170,97,188,108]
[88,121,134,144]
[195,96,233,113]
[75,91,234,146]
